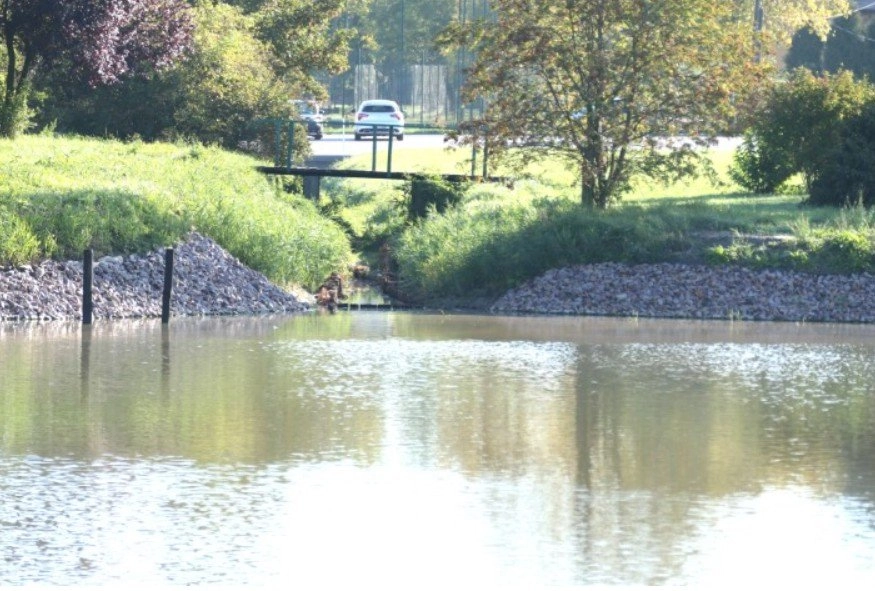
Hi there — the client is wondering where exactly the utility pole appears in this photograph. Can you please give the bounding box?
[754,0,765,62]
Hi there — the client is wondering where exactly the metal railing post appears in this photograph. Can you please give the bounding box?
[286,120,295,168]
[371,130,378,171]
[273,120,282,167]
[387,128,394,174]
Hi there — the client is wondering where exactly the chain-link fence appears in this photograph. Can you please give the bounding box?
[318,0,492,131]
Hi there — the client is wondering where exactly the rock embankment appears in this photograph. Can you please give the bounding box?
[491,262,875,323]
[0,233,310,321]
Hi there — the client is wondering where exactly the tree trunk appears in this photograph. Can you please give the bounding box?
[0,81,29,139]
[1,25,34,138]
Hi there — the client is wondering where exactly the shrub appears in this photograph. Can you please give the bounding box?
[405,177,468,221]
[394,198,690,302]
[730,131,794,194]
[808,102,875,207]
[740,69,875,194]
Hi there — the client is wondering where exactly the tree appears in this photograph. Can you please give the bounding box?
[736,0,852,45]
[786,14,875,81]
[30,1,354,151]
[738,69,875,195]
[0,0,193,138]
[253,0,355,98]
[443,0,765,208]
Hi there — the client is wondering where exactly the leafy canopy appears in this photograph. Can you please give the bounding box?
[1,0,193,137]
[443,0,765,208]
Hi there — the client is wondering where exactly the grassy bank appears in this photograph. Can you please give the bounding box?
[322,143,875,303]
[0,135,353,291]
[5,134,874,307]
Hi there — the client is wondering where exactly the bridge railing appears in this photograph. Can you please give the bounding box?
[252,117,491,179]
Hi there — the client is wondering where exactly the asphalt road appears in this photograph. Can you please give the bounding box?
[305,132,741,168]
[307,133,450,167]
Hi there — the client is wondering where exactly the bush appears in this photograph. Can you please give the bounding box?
[406,177,468,221]
[394,198,689,301]
[740,69,875,194]
[730,131,794,194]
[808,102,875,207]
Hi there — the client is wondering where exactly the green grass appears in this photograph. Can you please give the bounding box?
[0,134,354,290]
[6,134,873,306]
[320,141,875,303]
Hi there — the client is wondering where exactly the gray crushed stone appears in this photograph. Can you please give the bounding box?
[0,233,309,321]
[491,262,875,323]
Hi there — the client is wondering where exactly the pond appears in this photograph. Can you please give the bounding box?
[2,313,874,586]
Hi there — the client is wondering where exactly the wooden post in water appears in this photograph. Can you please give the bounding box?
[82,249,93,325]
[162,248,174,324]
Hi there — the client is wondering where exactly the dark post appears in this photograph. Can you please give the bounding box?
[286,120,295,168]
[162,248,174,324]
[82,249,93,325]
[304,175,321,200]
[482,135,489,179]
[387,130,394,174]
[273,119,282,167]
[371,131,378,172]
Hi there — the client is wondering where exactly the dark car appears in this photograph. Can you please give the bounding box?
[292,100,324,140]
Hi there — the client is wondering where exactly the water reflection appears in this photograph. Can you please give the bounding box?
[1,314,875,585]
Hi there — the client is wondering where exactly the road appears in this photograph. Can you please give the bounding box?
[307,133,450,167]
[305,132,741,168]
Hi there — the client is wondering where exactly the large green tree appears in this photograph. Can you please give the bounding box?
[444,0,765,208]
[0,0,193,137]
[32,0,354,147]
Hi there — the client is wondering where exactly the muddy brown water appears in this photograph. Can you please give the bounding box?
[2,313,874,586]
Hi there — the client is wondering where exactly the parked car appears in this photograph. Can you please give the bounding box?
[292,100,324,140]
[354,99,404,141]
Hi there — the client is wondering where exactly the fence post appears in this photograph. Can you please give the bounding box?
[303,175,321,200]
[162,248,174,324]
[371,130,378,171]
[286,120,295,168]
[387,130,394,174]
[82,249,93,325]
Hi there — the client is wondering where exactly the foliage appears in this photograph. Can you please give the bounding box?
[23,1,353,148]
[394,197,697,301]
[405,177,467,221]
[0,135,353,289]
[440,0,766,208]
[0,0,193,137]
[786,14,875,81]
[0,204,40,266]
[171,2,294,148]
[738,69,875,195]
[730,130,795,194]
[732,0,852,45]
[808,101,875,206]
[254,0,354,94]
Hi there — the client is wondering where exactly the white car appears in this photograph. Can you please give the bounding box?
[354,99,404,141]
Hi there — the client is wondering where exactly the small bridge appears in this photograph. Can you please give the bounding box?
[253,119,505,199]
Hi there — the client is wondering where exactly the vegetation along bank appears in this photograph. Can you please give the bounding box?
[4,130,875,323]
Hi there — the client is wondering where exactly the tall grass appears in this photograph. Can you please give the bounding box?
[325,141,875,302]
[0,135,353,289]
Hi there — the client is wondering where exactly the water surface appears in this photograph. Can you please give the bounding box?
[2,313,874,586]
